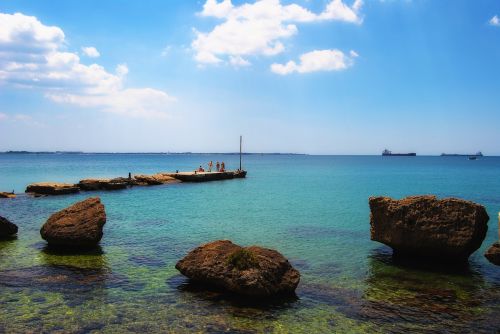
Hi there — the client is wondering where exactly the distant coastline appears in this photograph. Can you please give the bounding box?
[1,151,307,156]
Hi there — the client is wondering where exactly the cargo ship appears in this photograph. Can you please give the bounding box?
[382,149,416,156]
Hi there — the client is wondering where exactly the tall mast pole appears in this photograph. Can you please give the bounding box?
[239,135,242,171]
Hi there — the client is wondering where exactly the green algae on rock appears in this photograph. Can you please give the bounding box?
[176,240,300,297]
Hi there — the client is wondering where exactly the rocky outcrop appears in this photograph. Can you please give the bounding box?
[0,192,16,199]
[133,174,179,186]
[485,242,500,266]
[176,240,300,297]
[78,178,129,191]
[40,197,106,248]
[0,216,18,238]
[369,195,489,262]
[26,182,79,196]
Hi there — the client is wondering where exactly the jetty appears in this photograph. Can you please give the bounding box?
[164,170,246,182]
[18,137,248,197]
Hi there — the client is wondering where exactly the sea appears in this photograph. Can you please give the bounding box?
[0,153,499,333]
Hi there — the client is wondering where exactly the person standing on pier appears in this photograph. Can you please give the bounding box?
[216,161,220,172]
[208,161,213,172]
[220,162,225,172]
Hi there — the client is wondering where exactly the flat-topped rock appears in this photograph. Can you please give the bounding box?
[369,195,489,262]
[78,178,129,191]
[26,182,80,196]
[485,242,500,266]
[176,240,300,297]
[133,173,179,185]
[0,192,16,199]
[0,216,18,238]
[40,197,106,248]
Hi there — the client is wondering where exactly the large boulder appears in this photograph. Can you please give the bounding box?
[485,242,500,266]
[26,182,79,196]
[40,197,106,248]
[176,240,300,297]
[369,195,489,262]
[0,216,18,238]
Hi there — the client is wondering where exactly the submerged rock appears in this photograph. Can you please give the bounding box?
[0,192,16,199]
[26,182,80,196]
[40,197,106,248]
[176,240,300,297]
[369,195,489,262]
[0,216,18,238]
[485,242,500,266]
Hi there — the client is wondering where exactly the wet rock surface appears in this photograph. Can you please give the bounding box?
[40,197,106,248]
[26,182,80,196]
[369,195,489,262]
[176,240,300,297]
[0,216,18,238]
[485,242,500,266]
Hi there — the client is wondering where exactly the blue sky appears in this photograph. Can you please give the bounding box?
[0,0,499,154]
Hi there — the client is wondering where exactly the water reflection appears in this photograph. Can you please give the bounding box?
[167,274,299,319]
[362,247,500,332]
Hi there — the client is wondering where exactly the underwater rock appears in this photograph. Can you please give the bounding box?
[40,197,106,248]
[485,242,500,266]
[26,182,80,196]
[0,192,16,199]
[176,240,300,297]
[0,216,18,237]
[369,195,489,262]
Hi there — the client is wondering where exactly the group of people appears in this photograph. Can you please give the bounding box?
[197,161,225,173]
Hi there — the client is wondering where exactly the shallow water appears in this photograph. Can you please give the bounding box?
[0,154,499,333]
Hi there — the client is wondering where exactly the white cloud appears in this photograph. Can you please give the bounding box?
[0,112,7,120]
[0,12,175,118]
[229,55,251,67]
[192,0,363,66]
[490,15,500,27]
[270,49,356,75]
[81,46,100,58]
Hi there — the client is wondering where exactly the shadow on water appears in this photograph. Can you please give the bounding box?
[166,274,299,319]
[358,247,500,333]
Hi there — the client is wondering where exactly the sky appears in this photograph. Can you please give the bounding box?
[0,0,499,155]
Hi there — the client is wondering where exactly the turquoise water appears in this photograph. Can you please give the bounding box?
[0,153,499,333]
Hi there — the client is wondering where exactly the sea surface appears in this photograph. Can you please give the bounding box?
[0,153,499,333]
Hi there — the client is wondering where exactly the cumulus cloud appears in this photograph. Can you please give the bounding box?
[192,0,363,66]
[490,15,500,27]
[0,12,175,118]
[81,46,100,58]
[270,49,357,75]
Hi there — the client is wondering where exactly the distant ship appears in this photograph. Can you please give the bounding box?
[441,151,483,157]
[382,149,416,156]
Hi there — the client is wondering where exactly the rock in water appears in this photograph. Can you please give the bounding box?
[485,242,500,266]
[26,182,79,196]
[369,196,489,262]
[0,192,16,199]
[176,240,300,297]
[0,216,18,238]
[40,197,106,248]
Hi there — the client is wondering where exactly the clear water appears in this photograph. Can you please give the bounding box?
[0,154,499,333]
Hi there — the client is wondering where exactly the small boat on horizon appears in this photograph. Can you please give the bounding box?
[382,149,416,156]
